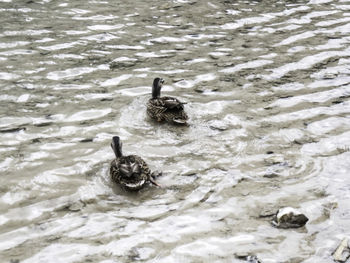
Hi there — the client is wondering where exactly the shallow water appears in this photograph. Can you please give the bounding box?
[0,0,350,262]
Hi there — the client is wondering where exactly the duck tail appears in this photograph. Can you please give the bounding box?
[173,118,188,125]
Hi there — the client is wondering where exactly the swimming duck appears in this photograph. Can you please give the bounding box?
[110,136,160,191]
[147,78,189,125]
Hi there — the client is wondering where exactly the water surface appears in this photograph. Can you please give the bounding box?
[1,0,350,262]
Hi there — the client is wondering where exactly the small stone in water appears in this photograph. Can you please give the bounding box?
[235,253,261,263]
[68,201,84,212]
[101,98,113,102]
[80,138,94,143]
[194,86,219,93]
[209,120,229,131]
[333,238,350,263]
[272,207,308,228]
[173,78,184,82]
[263,173,279,178]
[264,155,285,165]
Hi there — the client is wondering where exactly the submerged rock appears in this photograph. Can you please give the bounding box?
[264,155,285,165]
[208,120,230,131]
[333,238,350,263]
[194,86,219,93]
[68,201,85,212]
[235,253,261,263]
[263,171,280,178]
[272,207,308,229]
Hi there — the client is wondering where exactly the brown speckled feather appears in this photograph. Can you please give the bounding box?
[110,155,152,191]
[147,96,188,124]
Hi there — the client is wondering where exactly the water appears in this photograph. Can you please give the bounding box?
[0,0,350,262]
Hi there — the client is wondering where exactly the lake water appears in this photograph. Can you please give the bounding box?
[0,0,350,262]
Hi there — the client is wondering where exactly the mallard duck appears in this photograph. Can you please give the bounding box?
[147,77,189,125]
[110,136,160,191]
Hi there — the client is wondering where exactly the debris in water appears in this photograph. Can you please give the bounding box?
[263,171,280,178]
[0,127,26,133]
[80,138,94,143]
[194,86,219,93]
[271,207,308,228]
[333,238,350,263]
[34,122,52,127]
[235,252,261,263]
[68,201,85,212]
[264,155,286,165]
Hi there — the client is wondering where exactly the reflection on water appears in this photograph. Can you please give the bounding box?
[0,0,350,262]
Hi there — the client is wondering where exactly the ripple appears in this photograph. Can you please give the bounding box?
[118,85,174,96]
[64,109,112,122]
[0,41,30,49]
[81,33,118,42]
[0,49,37,56]
[1,29,51,36]
[274,31,316,46]
[100,74,132,87]
[269,85,350,108]
[47,67,97,80]
[0,116,31,129]
[22,243,97,263]
[315,17,350,27]
[39,41,84,51]
[0,72,20,80]
[87,24,124,30]
[264,48,350,80]
[173,235,255,258]
[301,131,350,156]
[307,117,350,136]
[105,44,144,50]
[220,59,273,74]
[263,101,350,123]
[174,73,216,88]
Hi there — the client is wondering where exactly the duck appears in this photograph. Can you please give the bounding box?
[147,77,189,125]
[110,136,161,191]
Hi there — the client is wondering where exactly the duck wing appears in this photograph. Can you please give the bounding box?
[110,156,150,190]
[131,155,152,178]
[162,97,186,109]
[147,97,188,124]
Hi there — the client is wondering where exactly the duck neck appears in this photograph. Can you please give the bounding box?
[113,146,122,158]
[152,84,160,99]
[111,137,123,158]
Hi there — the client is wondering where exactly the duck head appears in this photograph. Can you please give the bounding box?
[111,136,123,158]
[152,77,164,99]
